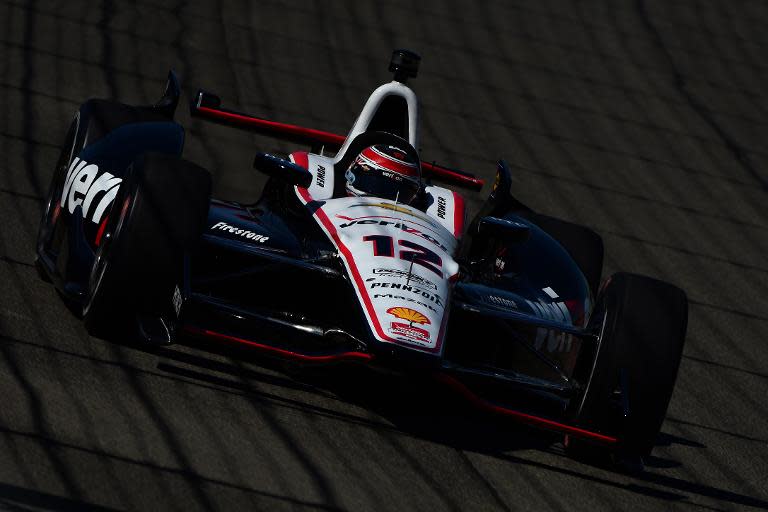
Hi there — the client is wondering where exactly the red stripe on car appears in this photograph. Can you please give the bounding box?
[184,326,373,363]
[452,191,465,238]
[94,215,109,246]
[295,187,396,343]
[289,151,309,170]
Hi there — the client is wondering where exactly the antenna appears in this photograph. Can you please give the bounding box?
[391,190,416,286]
[389,49,421,84]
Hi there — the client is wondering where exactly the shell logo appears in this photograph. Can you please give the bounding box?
[386,307,431,325]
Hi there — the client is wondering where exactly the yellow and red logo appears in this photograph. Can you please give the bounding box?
[386,307,431,325]
[351,202,433,223]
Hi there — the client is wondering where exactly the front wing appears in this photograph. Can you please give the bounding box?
[176,233,615,447]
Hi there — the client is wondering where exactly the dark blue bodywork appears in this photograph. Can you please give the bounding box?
[37,83,599,422]
[37,105,185,302]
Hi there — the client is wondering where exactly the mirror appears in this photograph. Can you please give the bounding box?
[253,153,313,188]
[477,216,530,243]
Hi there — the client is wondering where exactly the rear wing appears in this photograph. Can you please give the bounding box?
[190,90,485,191]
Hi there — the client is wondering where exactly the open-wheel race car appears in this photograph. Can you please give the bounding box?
[35,50,688,469]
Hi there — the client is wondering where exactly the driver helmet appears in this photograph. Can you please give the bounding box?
[345,144,421,204]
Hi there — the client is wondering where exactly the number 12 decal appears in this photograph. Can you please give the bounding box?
[363,235,442,276]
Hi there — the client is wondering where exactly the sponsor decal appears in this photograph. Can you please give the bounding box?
[542,286,559,299]
[381,171,401,181]
[172,285,182,317]
[210,221,270,243]
[525,299,572,324]
[370,282,443,307]
[339,219,448,252]
[369,268,438,290]
[60,157,122,224]
[437,196,447,219]
[351,202,433,223]
[386,306,431,325]
[316,164,326,187]
[487,295,516,309]
[494,246,507,274]
[391,322,430,343]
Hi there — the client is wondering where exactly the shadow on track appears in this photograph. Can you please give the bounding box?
[0,480,117,512]
[111,334,768,511]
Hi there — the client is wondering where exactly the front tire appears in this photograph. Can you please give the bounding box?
[571,272,688,460]
[35,112,81,277]
[83,153,211,338]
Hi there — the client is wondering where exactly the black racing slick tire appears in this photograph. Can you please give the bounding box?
[572,272,688,460]
[83,153,211,337]
[35,112,81,278]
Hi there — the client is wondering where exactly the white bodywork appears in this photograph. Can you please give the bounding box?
[291,77,467,354]
[333,81,419,164]
[295,192,459,354]
[291,151,466,238]
[301,152,336,200]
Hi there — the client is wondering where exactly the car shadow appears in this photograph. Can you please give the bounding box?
[0,480,118,512]
[123,336,768,511]
[139,335,555,453]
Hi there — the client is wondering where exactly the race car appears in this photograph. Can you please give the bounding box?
[35,50,688,469]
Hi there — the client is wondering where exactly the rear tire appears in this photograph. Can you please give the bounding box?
[570,272,688,460]
[83,153,211,338]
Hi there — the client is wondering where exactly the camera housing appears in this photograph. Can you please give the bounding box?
[389,49,421,83]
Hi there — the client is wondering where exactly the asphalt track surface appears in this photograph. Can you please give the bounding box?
[1,1,767,510]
